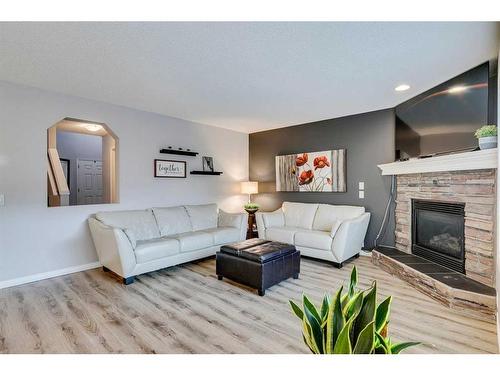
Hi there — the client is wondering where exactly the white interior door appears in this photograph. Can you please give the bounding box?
[77,159,103,205]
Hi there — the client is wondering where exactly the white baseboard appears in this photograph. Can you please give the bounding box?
[0,261,101,290]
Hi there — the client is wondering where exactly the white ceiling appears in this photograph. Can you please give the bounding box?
[0,22,498,133]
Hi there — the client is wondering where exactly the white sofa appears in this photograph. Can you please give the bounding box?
[88,204,246,283]
[255,202,370,267]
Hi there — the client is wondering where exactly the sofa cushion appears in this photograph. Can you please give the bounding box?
[203,227,240,245]
[313,204,365,231]
[282,202,318,229]
[265,226,300,244]
[96,209,160,241]
[295,230,333,251]
[169,231,214,252]
[185,204,218,231]
[262,210,285,228]
[218,210,242,228]
[153,206,192,236]
[134,238,180,263]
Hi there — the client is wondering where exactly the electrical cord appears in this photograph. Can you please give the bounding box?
[373,174,397,249]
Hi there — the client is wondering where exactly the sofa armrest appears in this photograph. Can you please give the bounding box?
[255,208,284,239]
[218,210,247,240]
[330,213,371,263]
[88,217,137,278]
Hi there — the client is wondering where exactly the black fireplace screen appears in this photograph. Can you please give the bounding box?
[412,200,465,273]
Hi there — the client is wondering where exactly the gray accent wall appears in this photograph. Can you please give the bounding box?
[249,108,396,249]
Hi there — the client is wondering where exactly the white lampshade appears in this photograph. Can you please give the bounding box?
[241,181,258,195]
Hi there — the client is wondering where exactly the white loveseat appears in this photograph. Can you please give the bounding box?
[88,204,246,283]
[255,202,370,267]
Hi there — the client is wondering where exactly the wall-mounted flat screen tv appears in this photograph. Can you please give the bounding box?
[395,62,495,160]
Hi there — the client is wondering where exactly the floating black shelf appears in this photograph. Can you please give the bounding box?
[190,171,223,175]
[160,148,199,157]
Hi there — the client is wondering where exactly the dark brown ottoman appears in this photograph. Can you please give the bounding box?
[216,239,300,296]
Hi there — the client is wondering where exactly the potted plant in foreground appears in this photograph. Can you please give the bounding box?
[475,125,497,150]
[289,266,420,354]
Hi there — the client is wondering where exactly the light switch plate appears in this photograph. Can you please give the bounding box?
[359,190,365,199]
[358,182,365,190]
[0,194,4,206]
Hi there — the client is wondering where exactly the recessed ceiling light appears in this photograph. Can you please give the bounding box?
[84,124,103,132]
[395,84,410,92]
[448,85,467,94]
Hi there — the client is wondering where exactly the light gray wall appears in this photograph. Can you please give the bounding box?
[0,80,248,283]
[56,131,103,205]
[249,109,396,249]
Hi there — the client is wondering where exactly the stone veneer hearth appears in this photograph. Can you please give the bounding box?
[395,169,496,287]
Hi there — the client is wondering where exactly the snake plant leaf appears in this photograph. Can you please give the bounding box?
[348,266,358,298]
[303,295,322,324]
[353,321,375,354]
[303,300,324,353]
[289,300,304,321]
[390,341,420,354]
[333,317,355,354]
[353,282,377,341]
[375,331,390,354]
[326,286,344,353]
[344,291,364,320]
[320,294,331,321]
[375,296,392,333]
[302,316,319,354]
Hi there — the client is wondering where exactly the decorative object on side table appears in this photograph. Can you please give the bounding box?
[275,149,346,192]
[289,266,420,354]
[475,125,497,150]
[241,181,259,239]
[154,159,186,178]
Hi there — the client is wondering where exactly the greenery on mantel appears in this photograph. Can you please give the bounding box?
[475,125,497,138]
[289,266,420,354]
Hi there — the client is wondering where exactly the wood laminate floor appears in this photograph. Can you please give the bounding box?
[0,256,497,354]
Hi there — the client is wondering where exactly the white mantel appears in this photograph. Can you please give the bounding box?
[378,148,498,175]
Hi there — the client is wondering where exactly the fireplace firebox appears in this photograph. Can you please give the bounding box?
[411,200,465,273]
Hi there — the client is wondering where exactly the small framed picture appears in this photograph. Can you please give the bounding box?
[202,156,214,172]
[154,159,186,178]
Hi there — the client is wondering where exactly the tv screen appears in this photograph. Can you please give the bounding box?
[395,62,492,160]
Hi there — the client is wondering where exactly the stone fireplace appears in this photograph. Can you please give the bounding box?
[373,150,497,320]
[395,169,496,287]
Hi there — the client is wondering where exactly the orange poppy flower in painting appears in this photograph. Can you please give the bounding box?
[313,155,330,170]
[295,153,308,167]
[298,170,314,185]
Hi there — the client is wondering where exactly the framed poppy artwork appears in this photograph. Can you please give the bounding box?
[275,149,346,192]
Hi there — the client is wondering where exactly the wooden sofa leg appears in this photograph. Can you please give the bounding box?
[354,253,360,259]
[103,266,111,272]
[333,262,343,269]
[123,276,135,285]
[258,289,265,296]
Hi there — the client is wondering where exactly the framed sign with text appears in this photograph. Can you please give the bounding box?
[154,159,187,178]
